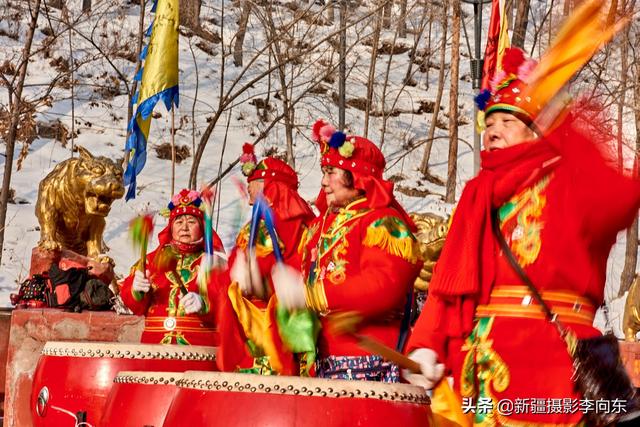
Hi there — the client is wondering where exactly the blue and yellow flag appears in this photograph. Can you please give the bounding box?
[124,0,180,200]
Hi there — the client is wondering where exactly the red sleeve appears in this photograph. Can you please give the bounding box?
[323,245,416,319]
[406,293,449,360]
[551,116,640,241]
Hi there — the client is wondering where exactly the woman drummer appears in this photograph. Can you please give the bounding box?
[120,189,225,345]
[273,121,422,382]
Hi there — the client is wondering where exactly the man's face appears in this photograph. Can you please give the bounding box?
[171,214,202,244]
[483,111,537,151]
[247,179,265,205]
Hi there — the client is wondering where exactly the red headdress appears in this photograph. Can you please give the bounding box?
[239,144,314,225]
[475,47,541,130]
[311,119,416,231]
[157,189,224,253]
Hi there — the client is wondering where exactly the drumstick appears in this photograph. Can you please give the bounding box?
[328,312,421,374]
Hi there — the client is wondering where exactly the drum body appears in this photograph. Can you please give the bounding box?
[31,341,217,427]
[163,371,432,427]
[100,371,182,427]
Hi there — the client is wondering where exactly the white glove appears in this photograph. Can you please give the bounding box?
[180,292,203,314]
[272,263,306,310]
[402,348,445,390]
[132,270,151,293]
[230,251,264,298]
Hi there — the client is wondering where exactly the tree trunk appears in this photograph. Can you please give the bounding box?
[49,0,64,10]
[445,0,460,204]
[506,0,515,30]
[364,2,383,138]
[179,0,201,31]
[620,17,638,297]
[266,6,295,167]
[397,0,407,38]
[0,0,42,265]
[511,0,530,49]
[382,0,392,29]
[233,1,252,67]
[419,2,447,175]
[81,0,91,13]
[327,0,335,22]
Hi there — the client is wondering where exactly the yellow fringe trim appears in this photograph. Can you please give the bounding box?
[363,221,420,264]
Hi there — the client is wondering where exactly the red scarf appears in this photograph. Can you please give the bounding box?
[428,138,560,335]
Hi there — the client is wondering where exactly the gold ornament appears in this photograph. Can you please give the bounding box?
[623,275,640,341]
[409,212,449,292]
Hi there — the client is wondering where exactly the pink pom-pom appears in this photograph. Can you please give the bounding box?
[312,119,329,142]
[517,58,537,83]
[319,124,336,141]
[240,152,256,163]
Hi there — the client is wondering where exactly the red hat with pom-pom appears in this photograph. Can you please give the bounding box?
[475,48,542,129]
[239,143,299,189]
[311,119,385,179]
[311,119,416,232]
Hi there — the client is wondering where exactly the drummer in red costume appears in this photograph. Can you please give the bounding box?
[405,48,640,425]
[274,121,422,382]
[120,189,225,346]
[216,145,316,374]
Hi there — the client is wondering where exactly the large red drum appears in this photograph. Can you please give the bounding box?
[31,341,217,427]
[163,371,432,427]
[100,371,182,427]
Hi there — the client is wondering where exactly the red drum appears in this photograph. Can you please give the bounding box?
[31,341,217,427]
[163,371,432,427]
[100,371,182,427]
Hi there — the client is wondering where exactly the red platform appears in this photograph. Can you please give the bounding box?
[2,308,144,427]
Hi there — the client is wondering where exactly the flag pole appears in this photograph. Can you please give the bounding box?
[171,105,176,195]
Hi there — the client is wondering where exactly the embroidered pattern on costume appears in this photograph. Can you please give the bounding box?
[498,174,551,267]
[308,207,370,287]
[461,316,510,427]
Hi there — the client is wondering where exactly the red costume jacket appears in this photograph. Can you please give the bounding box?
[301,197,422,359]
[121,246,219,346]
[216,214,311,373]
[408,113,640,425]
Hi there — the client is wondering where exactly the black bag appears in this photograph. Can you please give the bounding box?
[48,265,114,312]
[78,278,114,311]
[572,333,639,426]
[492,212,640,426]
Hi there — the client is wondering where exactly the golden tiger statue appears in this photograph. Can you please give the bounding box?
[623,275,640,341]
[35,146,125,258]
[409,212,449,292]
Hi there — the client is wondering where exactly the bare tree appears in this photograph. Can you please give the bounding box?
[363,2,383,137]
[0,0,42,264]
[512,0,530,49]
[619,0,638,296]
[398,0,407,38]
[420,2,448,176]
[382,0,392,29]
[233,0,253,67]
[445,0,460,203]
